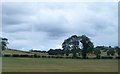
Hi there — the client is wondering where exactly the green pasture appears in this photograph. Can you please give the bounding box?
[2,57,118,72]
[2,49,119,72]
[3,49,48,56]
[3,49,32,55]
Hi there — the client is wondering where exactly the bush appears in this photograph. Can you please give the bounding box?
[20,54,29,57]
[76,57,81,59]
[34,54,38,58]
[27,55,34,58]
[3,54,11,57]
[48,56,51,58]
[101,56,113,59]
[41,56,47,58]
[51,56,56,58]
[116,56,120,59]
[12,54,20,57]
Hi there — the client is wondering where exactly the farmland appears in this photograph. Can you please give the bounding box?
[2,57,118,72]
[2,48,119,72]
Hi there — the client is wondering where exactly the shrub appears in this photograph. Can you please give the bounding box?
[116,56,120,59]
[12,54,20,57]
[3,54,11,57]
[101,56,113,59]
[41,56,47,58]
[20,54,29,57]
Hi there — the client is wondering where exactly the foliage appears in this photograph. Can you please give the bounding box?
[0,37,8,50]
[48,49,63,55]
[79,35,94,59]
[107,48,115,56]
[114,46,120,56]
[94,48,101,59]
[62,35,94,59]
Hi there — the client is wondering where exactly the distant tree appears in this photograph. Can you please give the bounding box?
[62,38,71,56]
[62,35,80,58]
[0,37,8,50]
[70,35,79,58]
[62,35,94,59]
[54,49,64,55]
[107,47,115,56]
[41,51,47,53]
[30,49,41,52]
[48,49,57,55]
[96,46,109,52]
[107,51,110,56]
[79,35,94,59]
[60,49,64,55]
[47,49,63,55]
[29,49,34,52]
[96,46,106,50]
[94,48,101,59]
[114,46,120,56]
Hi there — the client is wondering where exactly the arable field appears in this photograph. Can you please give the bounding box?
[2,57,118,72]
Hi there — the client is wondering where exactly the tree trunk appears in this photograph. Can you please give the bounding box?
[82,49,87,59]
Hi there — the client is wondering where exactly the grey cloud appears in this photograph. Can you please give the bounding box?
[2,2,118,50]
[3,15,24,25]
[2,13,34,25]
[2,2,34,15]
[3,24,32,33]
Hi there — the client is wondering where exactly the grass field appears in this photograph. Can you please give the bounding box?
[3,49,48,56]
[2,57,118,72]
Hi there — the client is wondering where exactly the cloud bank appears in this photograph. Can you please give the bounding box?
[2,2,118,51]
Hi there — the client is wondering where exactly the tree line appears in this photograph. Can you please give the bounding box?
[0,35,120,59]
[47,35,120,59]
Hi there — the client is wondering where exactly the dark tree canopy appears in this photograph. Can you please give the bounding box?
[79,35,94,50]
[107,48,115,56]
[48,49,63,55]
[0,37,8,50]
[94,48,101,59]
[114,46,120,56]
[79,35,94,59]
[62,35,94,59]
[62,38,71,56]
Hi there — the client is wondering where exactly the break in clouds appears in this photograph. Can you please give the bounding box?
[2,2,118,51]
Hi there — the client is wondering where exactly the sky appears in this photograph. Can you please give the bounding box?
[2,2,118,51]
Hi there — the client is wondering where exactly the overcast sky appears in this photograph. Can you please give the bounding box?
[2,2,118,51]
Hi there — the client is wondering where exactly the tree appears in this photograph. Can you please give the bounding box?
[94,48,101,59]
[62,35,94,59]
[114,46,120,56]
[79,35,94,59]
[0,37,8,50]
[62,39,71,56]
[62,35,80,58]
[70,35,79,58]
[107,47,115,56]
[47,49,64,55]
[48,49,57,55]
[55,49,64,55]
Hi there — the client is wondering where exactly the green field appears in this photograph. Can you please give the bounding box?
[2,57,118,72]
[3,49,48,56]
